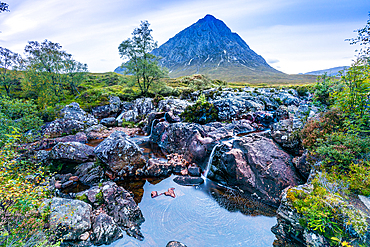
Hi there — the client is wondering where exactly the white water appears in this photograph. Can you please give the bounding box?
[203,144,221,179]
[148,119,156,138]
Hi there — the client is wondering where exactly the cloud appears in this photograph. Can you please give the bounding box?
[267,59,279,64]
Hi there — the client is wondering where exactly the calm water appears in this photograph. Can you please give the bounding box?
[109,175,277,247]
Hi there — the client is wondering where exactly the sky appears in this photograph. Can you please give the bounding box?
[0,0,369,74]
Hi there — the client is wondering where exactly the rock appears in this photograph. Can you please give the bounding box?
[61,180,74,188]
[60,102,98,127]
[55,181,62,189]
[144,112,165,135]
[142,159,173,177]
[109,96,122,114]
[157,98,192,115]
[69,176,79,182]
[76,181,144,240]
[42,118,85,138]
[100,117,116,127]
[188,166,201,177]
[164,111,181,123]
[49,197,92,241]
[211,135,300,206]
[74,162,104,186]
[94,131,146,176]
[79,232,90,241]
[212,97,264,121]
[173,176,204,186]
[85,125,139,140]
[164,187,176,198]
[48,142,95,164]
[92,105,111,119]
[274,91,300,106]
[293,150,310,179]
[91,213,123,246]
[151,191,159,198]
[270,118,302,155]
[166,241,188,247]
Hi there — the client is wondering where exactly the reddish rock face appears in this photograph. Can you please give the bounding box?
[212,135,301,207]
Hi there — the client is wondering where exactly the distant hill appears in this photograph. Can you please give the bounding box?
[303,66,349,77]
[150,14,283,81]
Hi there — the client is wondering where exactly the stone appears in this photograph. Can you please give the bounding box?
[61,180,74,188]
[212,97,264,121]
[164,187,176,198]
[100,117,117,127]
[91,213,123,245]
[211,135,300,206]
[293,150,310,179]
[142,159,173,177]
[157,98,192,115]
[48,142,95,164]
[151,191,159,198]
[49,197,92,241]
[166,241,188,247]
[94,131,146,176]
[188,166,201,177]
[74,162,104,186]
[173,176,204,186]
[42,118,85,138]
[270,118,302,156]
[92,105,111,119]
[60,102,98,127]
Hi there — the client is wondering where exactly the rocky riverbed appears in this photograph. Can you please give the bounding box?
[21,86,370,246]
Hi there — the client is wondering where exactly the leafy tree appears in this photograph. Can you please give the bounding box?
[22,40,88,108]
[347,12,370,58]
[118,21,168,95]
[64,55,88,95]
[0,1,9,12]
[0,47,22,96]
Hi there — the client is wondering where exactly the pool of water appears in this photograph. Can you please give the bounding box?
[109,175,277,247]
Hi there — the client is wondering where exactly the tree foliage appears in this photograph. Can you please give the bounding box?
[347,12,370,58]
[0,47,22,97]
[118,21,168,95]
[22,40,88,108]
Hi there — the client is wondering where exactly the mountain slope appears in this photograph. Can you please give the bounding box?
[303,66,349,76]
[151,14,283,81]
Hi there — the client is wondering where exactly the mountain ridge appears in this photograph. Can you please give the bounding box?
[150,14,283,81]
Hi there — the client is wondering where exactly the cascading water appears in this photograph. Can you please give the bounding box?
[203,144,221,179]
[148,119,157,138]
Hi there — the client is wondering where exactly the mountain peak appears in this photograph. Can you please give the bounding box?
[152,15,282,81]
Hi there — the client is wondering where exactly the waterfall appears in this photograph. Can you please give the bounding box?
[148,119,157,138]
[203,144,220,179]
[116,111,125,126]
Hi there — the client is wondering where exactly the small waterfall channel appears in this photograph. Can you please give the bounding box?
[203,144,221,179]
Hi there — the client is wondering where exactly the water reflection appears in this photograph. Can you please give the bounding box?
[110,175,277,247]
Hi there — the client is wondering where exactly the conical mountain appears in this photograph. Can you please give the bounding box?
[152,14,283,81]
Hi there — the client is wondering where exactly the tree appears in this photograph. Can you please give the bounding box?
[347,12,370,58]
[22,40,88,107]
[0,47,22,96]
[0,2,9,13]
[118,21,168,95]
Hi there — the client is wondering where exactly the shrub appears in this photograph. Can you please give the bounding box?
[287,173,368,246]
[180,94,218,124]
[313,73,338,106]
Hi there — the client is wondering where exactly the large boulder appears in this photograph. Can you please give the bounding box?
[157,98,192,115]
[94,131,146,176]
[91,213,123,245]
[48,142,95,164]
[49,197,92,241]
[60,102,98,127]
[42,118,85,138]
[76,181,145,240]
[74,162,104,186]
[210,135,300,206]
[270,118,303,155]
[212,97,264,121]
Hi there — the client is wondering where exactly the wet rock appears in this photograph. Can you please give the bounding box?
[94,131,146,176]
[173,176,204,186]
[69,176,79,182]
[188,166,201,177]
[164,187,176,198]
[55,181,62,189]
[49,197,92,241]
[100,117,116,127]
[74,162,104,186]
[144,112,165,135]
[166,241,188,247]
[142,159,173,177]
[211,135,300,206]
[61,180,74,188]
[48,142,95,164]
[151,191,159,198]
[109,96,122,115]
[91,213,123,246]
[76,181,144,240]
[274,91,300,106]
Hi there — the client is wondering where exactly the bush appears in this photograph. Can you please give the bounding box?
[0,96,43,146]
[287,173,368,246]
[180,94,218,124]
[0,134,57,246]
[180,74,216,91]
